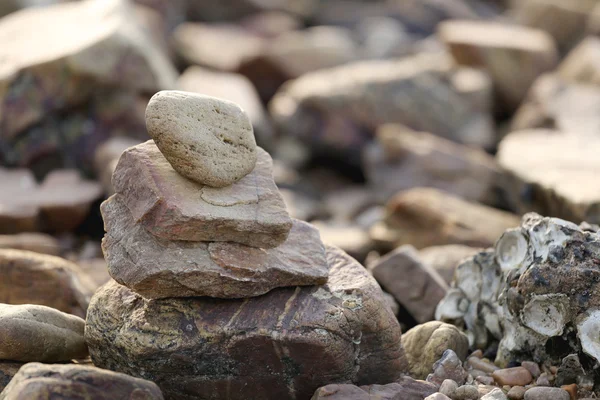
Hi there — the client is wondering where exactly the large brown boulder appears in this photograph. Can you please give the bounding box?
[0,249,93,318]
[0,304,87,363]
[85,245,407,400]
[112,141,292,248]
[101,195,328,299]
[0,363,163,400]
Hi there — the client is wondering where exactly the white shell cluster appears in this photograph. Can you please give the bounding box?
[436,213,600,366]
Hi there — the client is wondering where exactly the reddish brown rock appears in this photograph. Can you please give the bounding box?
[438,20,558,112]
[112,141,292,248]
[311,377,437,400]
[369,245,448,323]
[0,249,92,318]
[85,245,407,400]
[101,195,328,299]
[0,304,87,363]
[371,188,520,250]
[492,367,533,387]
[0,233,60,256]
[0,363,163,400]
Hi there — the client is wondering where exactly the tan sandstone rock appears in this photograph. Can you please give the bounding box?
[0,249,93,318]
[145,90,258,188]
[0,233,60,256]
[0,304,87,362]
[85,245,407,400]
[101,195,328,299]
[112,140,291,247]
[0,363,164,400]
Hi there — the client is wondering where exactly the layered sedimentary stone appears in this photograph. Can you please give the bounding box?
[269,54,495,164]
[86,245,407,400]
[363,124,501,204]
[112,141,291,247]
[0,249,93,318]
[0,363,164,400]
[370,188,520,250]
[0,304,87,362]
[498,129,600,224]
[145,91,258,188]
[438,20,558,112]
[101,195,327,299]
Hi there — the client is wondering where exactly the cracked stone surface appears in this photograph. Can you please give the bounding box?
[85,245,407,400]
[101,195,328,299]
[112,140,292,248]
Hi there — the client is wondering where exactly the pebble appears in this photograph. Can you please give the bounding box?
[145,90,258,188]
[507,386,526,400]
[439,379,458,398]
[426,349,469,386]
[524,387,570,400]
[455,385,479,400]
[535,373,551,386]
[425,394,452,400]
[476,376,495,385]
[482,388,508,400]
[468,357,500,374]
[492,367,533,386]
[520,361,540,379]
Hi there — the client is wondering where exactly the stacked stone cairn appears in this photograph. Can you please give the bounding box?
[85,91,406,400]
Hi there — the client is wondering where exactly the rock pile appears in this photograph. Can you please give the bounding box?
[85,91,406,399]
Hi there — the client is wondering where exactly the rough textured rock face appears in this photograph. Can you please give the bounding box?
[402,322,469,380]
[369,245,448,323]
[85,245,407,400]
[0,304,87,362]
[363,124,501,204]
[0,249,93,318]
[145,91,258,188]
[310,377,438,400]
[101,195,328,299]
[269,54,495,164]
[0,363,164,400]
[437,213,600,367]
[112,141,292,248]
[0,0,176,140]
[370,188,521,250]
[438,20,558,112]
[498,129,600,224]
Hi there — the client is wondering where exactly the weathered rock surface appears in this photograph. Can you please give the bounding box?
[419,245,482,285]
[177,66,273,146]
[0,249,92,317]
[498,129,600,224]
[438,20,558,112]
[311,377,437,400]
[370,188,520,250]
[145,91,258,188]
[427,349,469,386]
[0,0,176,139]
[101,195,328,299]
[0,304,87,362]
[369,245,448,323]
[363,124,501,204]
[0,233,59,255]
[112,140,291,247]
[0,363,164,400]
[402,322,469,380]
[85,245,407,400]
[269,54,495,164]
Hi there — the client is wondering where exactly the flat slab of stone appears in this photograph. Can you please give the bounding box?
[85,245,407,400]
[112,140,291,248]
[0,363,164,400]
[101,195,327,299]
[498,129,600,223]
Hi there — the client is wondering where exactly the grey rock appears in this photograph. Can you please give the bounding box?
[524,387,570,400]
[455,385,480,400]
[482,388,508,400]
[427,350,469,386]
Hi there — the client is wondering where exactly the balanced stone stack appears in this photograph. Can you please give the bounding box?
[85,91,406,400]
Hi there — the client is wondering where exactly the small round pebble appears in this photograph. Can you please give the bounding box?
[439,379,458,398]
[521,361,540,379]
[481,388,508,400]
[507,386,526,400]
[524,387,569,400]
[455,385,479,400]
[535,373,550,386]
[146,90,257,188]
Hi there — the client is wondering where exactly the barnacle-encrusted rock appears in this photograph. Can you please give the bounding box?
[85,245,407,400]
[437,213,600,367]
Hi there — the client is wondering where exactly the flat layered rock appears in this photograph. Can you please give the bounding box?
[498,130,600,224]
[0,249,93,318]
[101,195,327,299]
[438,20,558,112]
[86,245,406,400]
[112,140,291,247]
[0,363,163,400]
[0,304,87,362]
